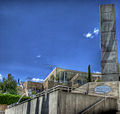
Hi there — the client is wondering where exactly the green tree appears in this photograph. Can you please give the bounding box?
[55,75,59,82]
[88,65,92,82]
[0,74,17,94]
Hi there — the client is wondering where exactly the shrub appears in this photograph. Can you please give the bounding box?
[0,74,18,94]
[0,93,30,105]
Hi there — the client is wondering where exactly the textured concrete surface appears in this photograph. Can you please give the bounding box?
[5,90,117,114]
[100,4,119,81]
[72,81,119,98]
[5,91,58,114]
[57,92,117,114]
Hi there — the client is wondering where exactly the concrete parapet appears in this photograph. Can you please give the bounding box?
[5,89,118,114]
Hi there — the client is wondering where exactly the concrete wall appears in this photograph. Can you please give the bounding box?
[84,98,117,114]
[72,82,119,98]
[43,67,102,90]
[5,91,58,114]
[58,92,117,114]
[5,90,117,114]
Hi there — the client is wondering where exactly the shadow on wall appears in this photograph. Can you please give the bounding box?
[78,110,117,114]
[26,94,49,114]
[26,100,31,114]
[41,93,49,114]
[35,97,39,114]
[101,110,117,114]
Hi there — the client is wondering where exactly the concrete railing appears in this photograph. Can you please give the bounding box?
[81,97,106,114]
[80,92,108,114]
[36,85,75,97]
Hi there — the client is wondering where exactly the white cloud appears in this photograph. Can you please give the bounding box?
[93,71,101,74]
[83,27,99,39]
[32,78,44,82]
[36,55,41,58]
[84,33,93,39]
[94,28,99,35]
[0,74,2,80]
[86,33,92,38]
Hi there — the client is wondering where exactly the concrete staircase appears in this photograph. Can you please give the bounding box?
[72,82,89,94]
[79,97,106,114]
[79,97,117,114]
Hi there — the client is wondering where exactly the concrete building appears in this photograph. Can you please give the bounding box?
[19,68,101,96]
[23,81,43,96]
[43,67,101,89]
[5,81,119,114]
[100,4,119,81]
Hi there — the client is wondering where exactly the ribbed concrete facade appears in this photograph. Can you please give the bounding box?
[5,91,117,114]
[100,4,119,81]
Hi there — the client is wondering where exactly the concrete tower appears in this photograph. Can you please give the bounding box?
[100,4,119,81]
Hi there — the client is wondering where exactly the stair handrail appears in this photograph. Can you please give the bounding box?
[81,92,107,114]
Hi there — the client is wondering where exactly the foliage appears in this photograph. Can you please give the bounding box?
[0,93,30,105]
[0,74,18,94]
[97,79,102,82]
[55,75,59,81]
[87,65,92,82]
[32,91,36,95]
[97,77,102,82]
[50,75,54,80]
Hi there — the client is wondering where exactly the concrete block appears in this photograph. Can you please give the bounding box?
[101,12,114,21]
[101,62,119,74]
[101,52,116,62]
[101,32,116,52]
[102,74,119,81]
[101,21,116,32]
[101,4,114,13]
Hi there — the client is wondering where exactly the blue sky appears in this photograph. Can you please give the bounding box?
[0,0,120,82]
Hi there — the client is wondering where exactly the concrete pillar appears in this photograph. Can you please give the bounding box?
[64,72,66,83]
[100,4,119,81]
[59,72,63,83]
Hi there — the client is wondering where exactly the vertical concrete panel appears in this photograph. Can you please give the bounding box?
[39,96,43,114]
[75,94,85,113]
[22,102,28,114]
[26,100,31,114]
[49,91,58,114]
[41,94,49,114]
[35,97,40,114]
[30,99,37,114]
[58,92,66,114]
[65,94,76,114]
[17,104,23,114]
